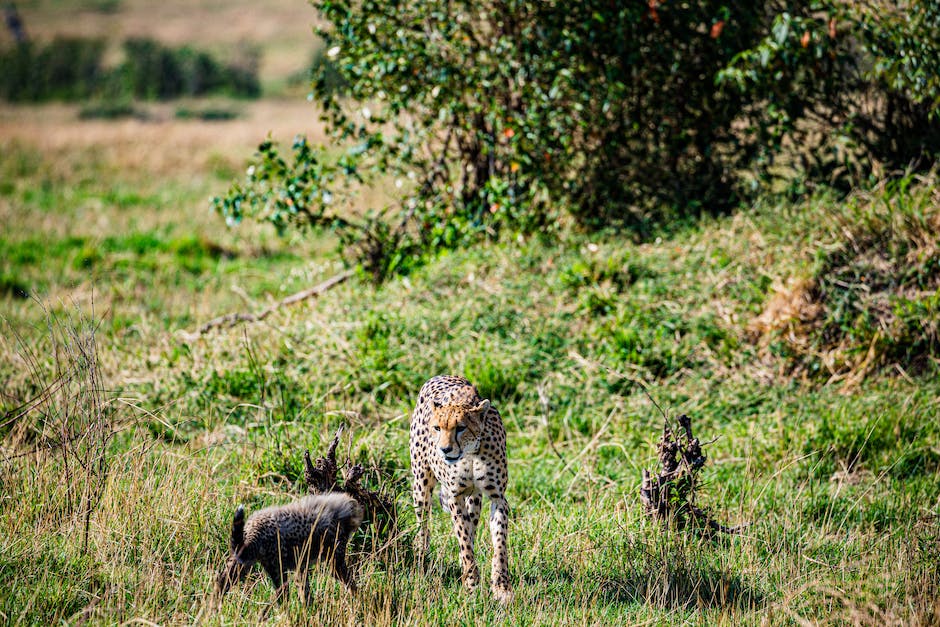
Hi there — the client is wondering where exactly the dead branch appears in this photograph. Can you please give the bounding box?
[341,463,396,529]
[303,428,397,533]
[640,413,744,536]
[303,428,342,493]
[188,269,354,337]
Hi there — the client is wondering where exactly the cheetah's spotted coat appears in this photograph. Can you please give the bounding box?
[215,493,362,601]
[410,375,512,603]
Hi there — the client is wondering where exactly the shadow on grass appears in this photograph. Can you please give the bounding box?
[518,543,767,614]
[598,563,766,613]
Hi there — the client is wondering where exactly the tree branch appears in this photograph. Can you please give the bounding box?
[184,269,354,338]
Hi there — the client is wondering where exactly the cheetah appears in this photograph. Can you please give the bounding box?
[215,493,363,602]
[410,375,513,604]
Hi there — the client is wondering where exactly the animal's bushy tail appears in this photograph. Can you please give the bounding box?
[231,505,245,551]
[346,498,364,535]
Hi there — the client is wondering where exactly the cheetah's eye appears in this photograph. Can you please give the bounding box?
[432,425,441,432]
[455,425,466,434]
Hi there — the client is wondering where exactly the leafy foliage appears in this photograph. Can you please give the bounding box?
[719,1,940,191]
[211,136,420,281]
[310,0,771,231]
[214,0,940,278]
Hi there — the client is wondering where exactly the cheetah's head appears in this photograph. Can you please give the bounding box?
[430,398,490,464]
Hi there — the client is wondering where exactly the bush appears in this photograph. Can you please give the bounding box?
[119,38,260,99]
[310,1,774,233]
[216,0,940,280]
[720,2,940,192]
[0,38,106,101]
[0,37,260,102]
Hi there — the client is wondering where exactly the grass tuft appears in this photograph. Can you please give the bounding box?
[1,92,938,624]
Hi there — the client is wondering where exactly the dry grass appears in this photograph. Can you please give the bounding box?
[0,3,938,625]
[0,99,326,182]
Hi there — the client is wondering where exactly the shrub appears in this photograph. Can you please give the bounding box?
[309,1,777,232]
[0,37,105,101]
[217,0,940,280]
[719,2,940,192]
[119,38,260,99]
[0,37,260,102]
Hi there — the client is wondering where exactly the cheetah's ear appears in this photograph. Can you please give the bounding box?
[472,399,490,415]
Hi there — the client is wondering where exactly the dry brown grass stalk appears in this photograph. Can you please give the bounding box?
[186,268,354,338]
[1,302,116,554]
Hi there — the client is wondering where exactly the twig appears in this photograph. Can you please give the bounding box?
[303,427,343,493]
[185,269,354,337]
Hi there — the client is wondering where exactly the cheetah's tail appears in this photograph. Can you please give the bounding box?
[231,505,245,551]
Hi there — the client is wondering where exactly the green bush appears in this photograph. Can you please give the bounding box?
[309,1,776,231]
[0,37,105,101]
[0,37,260,102]
[720,2,940,192]
[119,38,260,99]
[216,0,940,280]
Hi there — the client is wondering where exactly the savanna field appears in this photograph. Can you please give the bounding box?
[1,2,939,625]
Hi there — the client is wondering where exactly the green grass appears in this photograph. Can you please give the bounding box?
[1,130,939,626]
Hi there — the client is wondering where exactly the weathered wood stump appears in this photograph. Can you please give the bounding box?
[640,414,741,535]
[303,428,396,536]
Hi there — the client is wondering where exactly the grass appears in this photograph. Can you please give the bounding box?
[1,128,937,623]
[1,3,939,623]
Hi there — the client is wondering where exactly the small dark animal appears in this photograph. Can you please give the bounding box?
[216,493,363,601]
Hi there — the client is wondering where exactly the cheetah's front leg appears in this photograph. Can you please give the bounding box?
[412,465,436,557]
[465,493,482,542]
[489,495,513,604]
[446,494,480,591]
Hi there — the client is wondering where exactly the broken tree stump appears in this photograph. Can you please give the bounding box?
[303,429,342,493]
[640,414,742,535]
[341,463,397,533]
[303,428,397,535]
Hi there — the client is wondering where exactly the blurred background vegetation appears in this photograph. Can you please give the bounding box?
[1,1,938,624]
[0,36,260,102]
